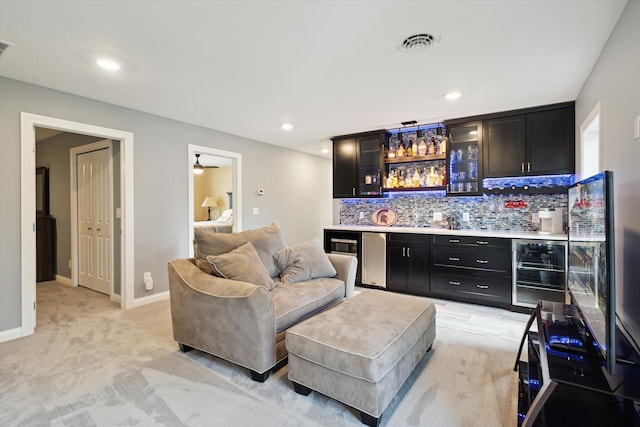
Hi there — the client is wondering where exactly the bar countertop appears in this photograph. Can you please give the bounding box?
[324,225,567,241]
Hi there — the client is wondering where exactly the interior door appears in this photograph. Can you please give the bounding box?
[77,148,112,295]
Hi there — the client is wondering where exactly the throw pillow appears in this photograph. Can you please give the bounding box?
[207,242,275,291]
[194,222,286,277]
[273,239,337,283]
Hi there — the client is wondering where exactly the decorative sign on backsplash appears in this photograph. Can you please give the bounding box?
[371,208,397,226]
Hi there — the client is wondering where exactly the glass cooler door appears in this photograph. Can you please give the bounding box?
[513,240,568,308]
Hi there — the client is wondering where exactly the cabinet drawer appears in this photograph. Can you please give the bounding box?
[431,272,509,300]
[432,235,510,250]
[433,247,511,272]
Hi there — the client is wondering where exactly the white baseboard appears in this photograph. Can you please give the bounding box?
[0,327,24,343]
[130,291,170,308]
[55,275,73,286]
[111,293,121,304]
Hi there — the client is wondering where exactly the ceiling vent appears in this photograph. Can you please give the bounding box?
[399,33,440,52]
[0,40,14,59]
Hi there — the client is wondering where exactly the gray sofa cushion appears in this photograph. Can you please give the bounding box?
[194,222,285,277]
[207,242,275,291]
[271,277,345,333]
[273,239,337,283]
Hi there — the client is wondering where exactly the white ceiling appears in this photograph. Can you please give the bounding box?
[0,0,627,158]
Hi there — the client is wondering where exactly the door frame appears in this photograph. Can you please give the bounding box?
[21,113,134,337]
[70,140,115,298]
[188,144,242,257]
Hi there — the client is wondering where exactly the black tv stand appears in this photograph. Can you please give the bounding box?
[515,301,640,426]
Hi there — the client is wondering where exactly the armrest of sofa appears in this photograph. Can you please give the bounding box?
[167,258,276,374]
[327,253,357,299]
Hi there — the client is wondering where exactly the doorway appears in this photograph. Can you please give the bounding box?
[20,113,134,337]
[188,145,242,257]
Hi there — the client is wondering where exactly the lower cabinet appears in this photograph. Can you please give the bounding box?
[386,233,429,296]
[430,235,512,308]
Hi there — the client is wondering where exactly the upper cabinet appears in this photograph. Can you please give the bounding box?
[446,121,483,196]
[483,103,575,178]
[332,130,388,198]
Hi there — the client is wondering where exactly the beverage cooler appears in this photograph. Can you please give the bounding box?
[512,240,567,308]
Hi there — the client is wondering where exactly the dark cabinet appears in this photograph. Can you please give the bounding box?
[526,107,575,175]
[446,121,483,195]
[332,137,358,198]
[36,215,56,282]
[483,115,526,177]
[332,130,388,198]
[483,103,575,178]
[430,235,511,308]
[386,233,429,296]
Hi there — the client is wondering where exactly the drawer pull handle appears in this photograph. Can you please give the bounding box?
[476,284,489,289]
[476,259,488,264]
[449,257,460,261]
[449,281,461,286]
[476,240,488,245]
[448,239,460,243]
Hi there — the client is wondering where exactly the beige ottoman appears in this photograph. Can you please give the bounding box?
[286,290,436,427]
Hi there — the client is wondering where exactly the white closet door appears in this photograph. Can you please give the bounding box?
[77,148,112,295]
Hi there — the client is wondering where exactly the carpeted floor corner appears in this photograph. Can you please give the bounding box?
[0,281,528,426]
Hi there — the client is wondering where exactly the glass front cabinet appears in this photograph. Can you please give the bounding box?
[512,240,567,308]
[446,121,483,196]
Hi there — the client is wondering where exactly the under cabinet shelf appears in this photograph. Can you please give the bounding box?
[384,186,446,193]
[385,154,445,164]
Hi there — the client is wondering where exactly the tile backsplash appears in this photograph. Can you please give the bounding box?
[340,192,568,232]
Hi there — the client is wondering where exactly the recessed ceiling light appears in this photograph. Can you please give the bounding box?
[97,59,121,71]
[444,91,462,100]
[281,123,293,131]
[321,148,329,154]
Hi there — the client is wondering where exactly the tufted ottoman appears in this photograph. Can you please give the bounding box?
[286,290,436,426]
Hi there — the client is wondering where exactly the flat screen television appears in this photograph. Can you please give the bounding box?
[567,171,616,375]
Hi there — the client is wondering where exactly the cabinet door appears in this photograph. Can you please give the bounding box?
[333,137,357,198]
[447,121,483,195]
[358,134,384,197]
[406,241,429,294]
[527,108,575,175]
[483,115,526,177]
[386,240,407,292]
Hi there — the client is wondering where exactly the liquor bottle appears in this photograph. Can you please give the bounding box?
[405,169,413,187]
[427,166,439,187]
[411,139,418,157]
[386,171,393,189]
[439,133,447,156]
[398,169,405,187]
[428,138,436,155]
[418,138,427,156]
[391,170,399,188]
[397,142,406,157]
[412,169,420,187]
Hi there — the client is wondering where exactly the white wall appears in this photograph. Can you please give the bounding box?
[0,77,332,332]
[575,0,640,344]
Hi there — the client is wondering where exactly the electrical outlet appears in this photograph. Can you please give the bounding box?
[433,212,443,221]
[144,272,151,279]
[359,212,364,219]
[253,207,259,215]
[463,212,470,222]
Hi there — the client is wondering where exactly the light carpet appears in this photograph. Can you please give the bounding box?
[0,281,528,426]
